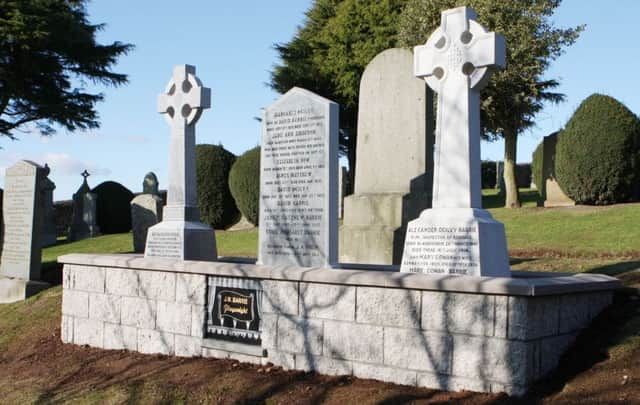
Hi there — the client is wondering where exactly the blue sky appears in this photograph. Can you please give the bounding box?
[1,0,639,201]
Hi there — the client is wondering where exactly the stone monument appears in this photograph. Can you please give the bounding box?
[401,6,510,277]
[68,170,100,241]
[340,48,434,265]
[131,172,164,253]
[540,133,575,207]
[0,160,50,302]
[145,65,216,261]
[41,164,57,247]
[258,87,339,268]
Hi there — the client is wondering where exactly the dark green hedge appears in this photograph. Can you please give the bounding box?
[481,160,497,189]
[555,94,640,204]
[531,141,544,197]
[228,146,260,226]
[196,144,239,229]
[92,181,133,234]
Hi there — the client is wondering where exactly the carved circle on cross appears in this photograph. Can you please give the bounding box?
[157,65,211,127]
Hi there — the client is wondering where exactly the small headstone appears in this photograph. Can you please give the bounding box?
[401,6,510,277]
[541,133,575,207]
[145,64,216,261]
[131,194,163,253]
[143,172,160,195]
[0,161,52,298]
[258,87,339,268]
[68,170,100,241]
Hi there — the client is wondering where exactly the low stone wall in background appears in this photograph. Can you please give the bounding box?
[59,254,618,396]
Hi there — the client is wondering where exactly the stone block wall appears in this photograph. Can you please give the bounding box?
[61,262,613,396]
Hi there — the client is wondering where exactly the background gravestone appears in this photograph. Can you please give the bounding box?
[258,87,339,268]
[68,171,100,241]
[541,133,575,207]
[92,181,134,234]
[41,166,57,246]
[131,172,163,253]
[340,48,434,265]
[0,160,50,302]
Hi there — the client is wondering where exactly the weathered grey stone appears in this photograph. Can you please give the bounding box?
[61,315,74,344]
[143,172,160,195]
[106,268,139,296]
[357,287,420,328]
[175,273,206,305]
[138,329,174,355]
[538,333,578,378]
[0,160,52,282]
[422,291,494,336]
[260,313,278,350]
[62,290,89,318]
[509,296,560,340]
[277,316,323,355]
[452,335,533,385]
[138,271,175,301]
[323,321,382,363]
[156,301,191,335]
[494,296,509,338]
[262,280,298,315]
[353,363,417,386]
[131,194,163,253]
[258,87,339,268]
[559,293,592,334]
[340,48,434,265]
[121,296,156,329]
[191,304,206,338]
[74,317,104,347]
[201,347,262,365]
[62,265,76,289]
[68,172,100,241]
[89,293,121,323]
[266,349,296,370]
[296,354,353,375]
[589,291,613,318]
[41,175,57,247]
[72,266,105,293]
[104,323,137,350]
[175,334,202,357]
[384,328,451,373]
[0,278,48,303]
[299,283,354,321]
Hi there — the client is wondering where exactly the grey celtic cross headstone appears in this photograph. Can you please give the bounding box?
[401,6,510,277]
[145,65,216,261]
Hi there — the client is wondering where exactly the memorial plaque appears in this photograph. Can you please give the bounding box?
[258,87,339,268]
[206,277,263,345]
[0,161,47,280]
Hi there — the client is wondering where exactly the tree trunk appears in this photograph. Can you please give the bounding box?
[503,128,521,208]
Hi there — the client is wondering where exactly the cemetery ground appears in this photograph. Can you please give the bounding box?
[1,190,639,404]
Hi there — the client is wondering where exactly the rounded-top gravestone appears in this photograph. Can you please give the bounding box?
[143,172,159,195]
[92,181,134,234]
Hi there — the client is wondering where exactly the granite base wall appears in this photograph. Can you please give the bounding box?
[60,262,614,396]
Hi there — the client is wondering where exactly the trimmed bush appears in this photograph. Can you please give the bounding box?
[481,160,497,189]
[531,141,544,194]
[196,144,239,229]
[555,94,640,204]
[92,181,134,234]
[229,146,260,226]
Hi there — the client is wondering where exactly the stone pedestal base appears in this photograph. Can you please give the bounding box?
[145,220,217,261]
[340,192,429,265]
[401,208,510,277]
[0,277,49,303]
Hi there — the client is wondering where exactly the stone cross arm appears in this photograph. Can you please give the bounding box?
[157,64,211,127]
[414,6,506,91]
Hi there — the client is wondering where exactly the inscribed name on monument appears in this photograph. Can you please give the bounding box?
[258,87,338,268]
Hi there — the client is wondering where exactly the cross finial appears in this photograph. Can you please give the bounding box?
[81,170,90,179]
[414,6,505,92]
[157,64,211,127]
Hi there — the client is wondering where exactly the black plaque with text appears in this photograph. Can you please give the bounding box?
[206,286,262,345]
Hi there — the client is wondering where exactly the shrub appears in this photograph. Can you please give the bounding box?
[229,146,260,226]
[555,94,640,204]
[531,140,544,196]
[481,160,497,189]
[196,144,239,229]
[92,181,134,234]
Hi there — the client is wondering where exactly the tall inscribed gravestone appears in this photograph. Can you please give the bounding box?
[258,87,338,268]
[401,6,510,277]
[145,65,216,261]
[340,48,434,265]
[68,170,100,241]
[0,160,51,302]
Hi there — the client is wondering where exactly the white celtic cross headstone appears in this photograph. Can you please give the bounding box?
[400,7,510,277]
[145,65,216,261]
